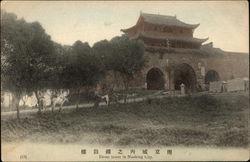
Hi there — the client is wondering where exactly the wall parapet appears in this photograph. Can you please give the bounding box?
[145,46,225,57]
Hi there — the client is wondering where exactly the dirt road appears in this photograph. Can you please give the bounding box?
[1,96,150,118]
[2,91,248,118]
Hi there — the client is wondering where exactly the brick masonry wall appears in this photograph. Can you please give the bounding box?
[139,50,249,90]
[97,49,249,91]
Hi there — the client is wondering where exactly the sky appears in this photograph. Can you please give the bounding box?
[1,1,249,53]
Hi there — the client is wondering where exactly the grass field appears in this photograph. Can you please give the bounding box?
[1,93,249,147]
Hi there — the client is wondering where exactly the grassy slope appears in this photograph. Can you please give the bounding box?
[1,93,249,147]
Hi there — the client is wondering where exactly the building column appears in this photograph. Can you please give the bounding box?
[164,71,170,90]
[169,70,175,90]
[196,63,206,90]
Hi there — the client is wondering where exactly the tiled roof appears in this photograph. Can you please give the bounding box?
[141,12,199,29]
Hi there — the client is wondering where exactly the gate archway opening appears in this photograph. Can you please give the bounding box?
[146,68,165,90]
[205,70,220,84]
[174,63,197,92]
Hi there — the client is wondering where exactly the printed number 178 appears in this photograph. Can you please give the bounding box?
[20,155,27,159]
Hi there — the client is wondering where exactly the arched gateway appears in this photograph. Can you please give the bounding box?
[146,68,165,90]
[205,70,220,84]
[174,63,197,92]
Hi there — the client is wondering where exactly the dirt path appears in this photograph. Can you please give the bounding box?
[2,91,248,118]
[1,96,149,117]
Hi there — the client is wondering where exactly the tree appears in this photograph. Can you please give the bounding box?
[92,39,112,70]
[27,23,56,113]
[92,35,146,103]
[1,11,56,119]
[109,35,146,90]
[1,11,31,120]
[93,36,146,90]
[62,40,104,109]
[45,43,71,113]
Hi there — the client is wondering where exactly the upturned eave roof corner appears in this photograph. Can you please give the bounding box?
[201,37,209,43]
[193,23,200,29]
[121,25,137,33]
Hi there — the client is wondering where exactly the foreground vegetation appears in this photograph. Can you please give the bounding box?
[1,93,249,147]
[1,11,145,119]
